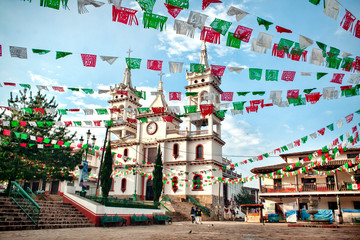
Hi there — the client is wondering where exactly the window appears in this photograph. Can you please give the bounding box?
[196,145,203,159]
[193,174,203,191]
[354,174,360,184]
[147,148,157,164]
[328,202,338,211]
[123,148,128,162]
[274,179,282,190]
[121,178,127,193]
[172,177,178,193]
[347,153,358,159]
[173,143,179,159]
[110,178,114,192]
[354,201,360,209]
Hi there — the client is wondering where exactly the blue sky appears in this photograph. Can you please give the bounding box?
[0,0,359,187]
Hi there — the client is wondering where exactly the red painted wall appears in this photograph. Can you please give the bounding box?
[63,195,154,227]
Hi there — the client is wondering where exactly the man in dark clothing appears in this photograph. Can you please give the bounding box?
[190,207,195,223]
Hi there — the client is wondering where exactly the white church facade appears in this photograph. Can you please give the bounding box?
[105,43,242,207]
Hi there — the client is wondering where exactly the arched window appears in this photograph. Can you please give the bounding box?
[193,175,203,191]
[172,177,178,193]
[110,178,114,192]
[121,178,127,193]
[173,143,179,159]
[123,148,129,162]
[196,145,203,159]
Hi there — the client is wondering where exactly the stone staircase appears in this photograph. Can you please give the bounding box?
[0,195,93,231]
[161,199,212,222]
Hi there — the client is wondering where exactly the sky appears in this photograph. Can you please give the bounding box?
[0,0,360,188]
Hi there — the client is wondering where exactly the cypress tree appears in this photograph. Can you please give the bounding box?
[152,146,163,203]
[100,140,113,199]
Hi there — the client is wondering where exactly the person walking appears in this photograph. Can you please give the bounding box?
[198,208,203,224]
[195,207,199,224]
[190,207,195,223]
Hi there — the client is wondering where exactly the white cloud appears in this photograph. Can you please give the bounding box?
[28,71,58,86]
[324,110,333,115]
[156,28,201,57]
[283,123,294,134]
[334,28,343,35]
[222,115,265,156]
[226,61,249,69]
[202,2,246,24]
[297,125,305,131]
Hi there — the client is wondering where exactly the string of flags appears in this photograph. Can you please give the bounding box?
[6,2,360,74]
[82,138,360,187]
[2,41,359,74]
[105,120,360,170]
[113,143,360,187]
[3,119,358,185]
[0,91,359,126]
[308,0,360,40]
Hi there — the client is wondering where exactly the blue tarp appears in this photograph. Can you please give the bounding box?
[285,210,297,217]
[342,209,360,213]
[301,209,333,223]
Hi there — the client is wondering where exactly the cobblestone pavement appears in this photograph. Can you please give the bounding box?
[1,222,360,240]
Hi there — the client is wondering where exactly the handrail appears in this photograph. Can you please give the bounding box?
[158,202,171,217]
[187,196,210,217]
[9,182,41,226]
[26,187,36,200]
[160,194,170,202]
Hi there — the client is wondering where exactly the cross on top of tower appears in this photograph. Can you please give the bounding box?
[158,71,165,81]
[126,48,133,58]
[158,71,165,92]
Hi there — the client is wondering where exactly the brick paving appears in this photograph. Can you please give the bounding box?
[0,221,359,240]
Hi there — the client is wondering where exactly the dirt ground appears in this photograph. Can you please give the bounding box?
[1,222,360,240]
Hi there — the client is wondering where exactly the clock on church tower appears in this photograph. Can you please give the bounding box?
[146,122,158,135]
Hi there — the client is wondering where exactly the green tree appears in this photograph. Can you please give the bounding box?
[152,146,163,203]
[0,90,82,193]
[234,188,256,205]
[100,140,113,199]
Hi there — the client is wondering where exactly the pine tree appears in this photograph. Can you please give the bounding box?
[234,189,256,205]
[0,90,82,193]
[152,146,163,203]
[100,140,113,199]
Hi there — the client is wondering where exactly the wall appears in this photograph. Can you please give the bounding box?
[63,192,165,226]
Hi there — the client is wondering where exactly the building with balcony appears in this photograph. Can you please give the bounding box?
[251,147,360,222]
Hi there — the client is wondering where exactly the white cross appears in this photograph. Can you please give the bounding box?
[126,49,133,58]
[158,71,165,82]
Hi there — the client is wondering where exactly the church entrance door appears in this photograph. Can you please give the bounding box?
[145,179,154,201]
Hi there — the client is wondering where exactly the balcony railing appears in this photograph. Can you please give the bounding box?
[260,182,358,193]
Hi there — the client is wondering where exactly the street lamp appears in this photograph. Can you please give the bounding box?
[79,129,96,197]
[133,163,140,201]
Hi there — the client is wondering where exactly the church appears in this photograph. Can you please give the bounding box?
[107,42,242,207]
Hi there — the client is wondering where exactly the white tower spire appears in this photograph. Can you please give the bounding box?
[200,41,209,68]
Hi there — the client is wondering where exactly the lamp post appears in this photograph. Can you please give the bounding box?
[133,163,140,201]
[79,129,96,197]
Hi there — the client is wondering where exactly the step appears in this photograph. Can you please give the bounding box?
[0,223,94,231]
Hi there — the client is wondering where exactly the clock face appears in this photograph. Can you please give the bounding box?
[146,122,158,135]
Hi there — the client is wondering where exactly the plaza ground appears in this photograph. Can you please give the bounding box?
[0,221,360,240]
